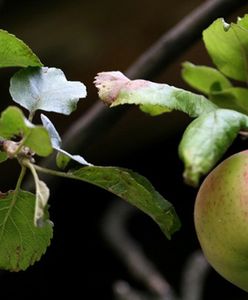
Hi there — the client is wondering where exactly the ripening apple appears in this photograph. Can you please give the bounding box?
[194,150,248,291]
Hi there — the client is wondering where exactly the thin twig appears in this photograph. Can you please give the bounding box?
[113,281,144,300]
[20,0,247,295]
[103,202,210,300]
[32,0,248,166]
[180,250,210,300]
[127,0,248,79]
[114,280,158,300]
[101,200,178,300]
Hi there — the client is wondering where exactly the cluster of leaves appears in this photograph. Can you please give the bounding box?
[2,14,247,272]
[0,30,180,271]
[94,15,248,188]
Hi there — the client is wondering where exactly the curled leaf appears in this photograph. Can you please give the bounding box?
[94,71,216,117]
[179,109,248,187]
[41,114,92,167]
[24,160,50,227]
[34,180,50,227]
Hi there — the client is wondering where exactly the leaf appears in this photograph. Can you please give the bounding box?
[180,60,248,114]
[0,190,53,271]
[10,67,87,115]
[0,106,52,157]
[0,151,7,163]
[56,152,71,170]
[139,104,171,116]
[237,14,248,30]
[182,62,232,94]
[26,126,53,157]
[25,160,50,227]
[0,106,28,139]
[94,71,217,117]
[40,114,61,148]
[203,18,248,81]
[71,166,180,239]
[34,179,50,227]
[40,114,91,167]
[178,109,248,187]
[0,29,42,68]
[210,87,248,115]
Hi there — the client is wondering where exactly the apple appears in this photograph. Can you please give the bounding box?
[194,150,248,291]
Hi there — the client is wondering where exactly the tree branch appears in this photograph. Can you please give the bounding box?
[21,0,247,173]
[102,201,210,300]
[61,0,248,155]
[180,251,209,300]
[22,0,245,294]
[54,1,244,296]
[102,200,178,300]
[25,0,247,188]
[127,0,248,79]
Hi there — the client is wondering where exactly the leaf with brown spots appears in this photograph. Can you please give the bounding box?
[0,190,53,271]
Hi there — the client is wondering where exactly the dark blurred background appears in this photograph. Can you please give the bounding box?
[0,0,248,299]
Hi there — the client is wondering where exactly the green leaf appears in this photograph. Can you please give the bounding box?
[26,126,52,157]
[182,62,232,94]
[179,109,248,187]
[40,114,91,167]
[56,152,71,170]
[237,14,248,30]
[210,87,248,115]
[139,104,171,116]
[0,151,7,163]
[0,190,53,271]
[94,71,217,117]
[203,18,248,81]
[72,166,180,239]
[10,67,87,115]
[0,29,42,68]
[0,106,52,157]
[0,106,28,139]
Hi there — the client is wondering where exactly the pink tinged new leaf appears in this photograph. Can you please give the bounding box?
[94,71,216,117]
[94,71,130,105]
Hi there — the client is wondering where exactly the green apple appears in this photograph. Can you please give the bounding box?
[194,150,248,291]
